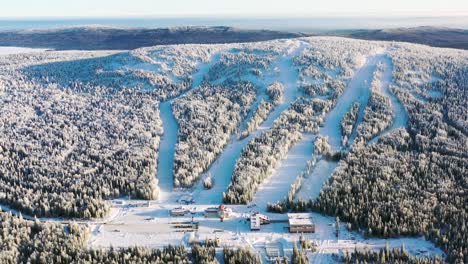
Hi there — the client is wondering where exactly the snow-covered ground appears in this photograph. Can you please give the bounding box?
[188,40,307,204]
[0,46,50,55]
[156,52,223,202]
[342,54,382,149]
[88,202,443,261]
[295,53,384,201]
[156,101,178,200]
[296,159,339,201]
[0,40,446,262]
[369,56,408,144]
[306,53,384,152]
[252,133,315,209]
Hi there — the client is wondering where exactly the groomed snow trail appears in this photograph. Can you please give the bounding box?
[295,53,384,201]
[156,101,177,199]
[252,133,315,209]
[295,159,339,201]
[251,53,387,209]
[369,56,408,144]
[329,55,380,151]
[190,41,309,204]
[156,53,222,201]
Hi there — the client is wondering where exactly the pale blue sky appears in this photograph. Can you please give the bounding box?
[1,0,467,18]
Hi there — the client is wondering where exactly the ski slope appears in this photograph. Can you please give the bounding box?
[369,56,409,144]
[190,41,307,204]
[156,101,177,200]
[252,133,315,209]
[87,46,440,261]
[295,53,384,201]
[156,52,223,201]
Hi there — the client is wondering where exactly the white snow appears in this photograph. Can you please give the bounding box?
[252,133,315,209]
[337,54,382,150]
[88,202,444,261]
[188,40,307,204]
[296,159,339,201]
[156,101,178,200]
[156,52,223,202]
[369,56,408,144]
[295,53,384,201]
[0,46,50,55]
[0,39,446,262]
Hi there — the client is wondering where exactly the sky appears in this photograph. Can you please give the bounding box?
[1,0,467,18]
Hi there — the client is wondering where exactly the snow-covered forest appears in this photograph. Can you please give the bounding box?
[0,66,163,218]
[173,81,256,187]
[0,37,466,263]
[312,43,468,263]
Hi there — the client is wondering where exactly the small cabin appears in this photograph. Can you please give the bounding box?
[251,214,261,231]
[288,213,315,233]
[204,207,219,218]
[257,213,270,225]
[171,207,188,217]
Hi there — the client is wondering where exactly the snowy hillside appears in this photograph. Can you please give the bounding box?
[0,37,466,263]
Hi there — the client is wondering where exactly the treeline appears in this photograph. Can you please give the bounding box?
[240,82,284,138]
[224,127,302,204]
[223,247,261,264]
[267,157,316,213]
[353,67,392,146]
[240,99,274,139]
[341,102,360,147]
[224,97,327,204]
[172,81,256,187]
[342,246,444,264]
[207,48,277,82]
[0,210,191,264]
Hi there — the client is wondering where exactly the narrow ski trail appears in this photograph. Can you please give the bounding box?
[252,133,315,209]
[369,56,408,144]
[296,53,384,201]
[190,41,309,204]
[156,52,222,201]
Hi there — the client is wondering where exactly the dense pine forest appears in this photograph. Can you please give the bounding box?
[0,37,466,263]
[312,44,467,263]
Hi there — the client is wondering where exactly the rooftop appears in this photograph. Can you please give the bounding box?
[288,213,314,226]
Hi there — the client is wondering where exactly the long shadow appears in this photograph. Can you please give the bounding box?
[21,52,186,94]
[23,53,131,89]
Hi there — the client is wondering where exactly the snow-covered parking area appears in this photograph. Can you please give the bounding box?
[89,201,444,262]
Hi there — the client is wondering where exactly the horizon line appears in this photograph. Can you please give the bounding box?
[1,12,468,20]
